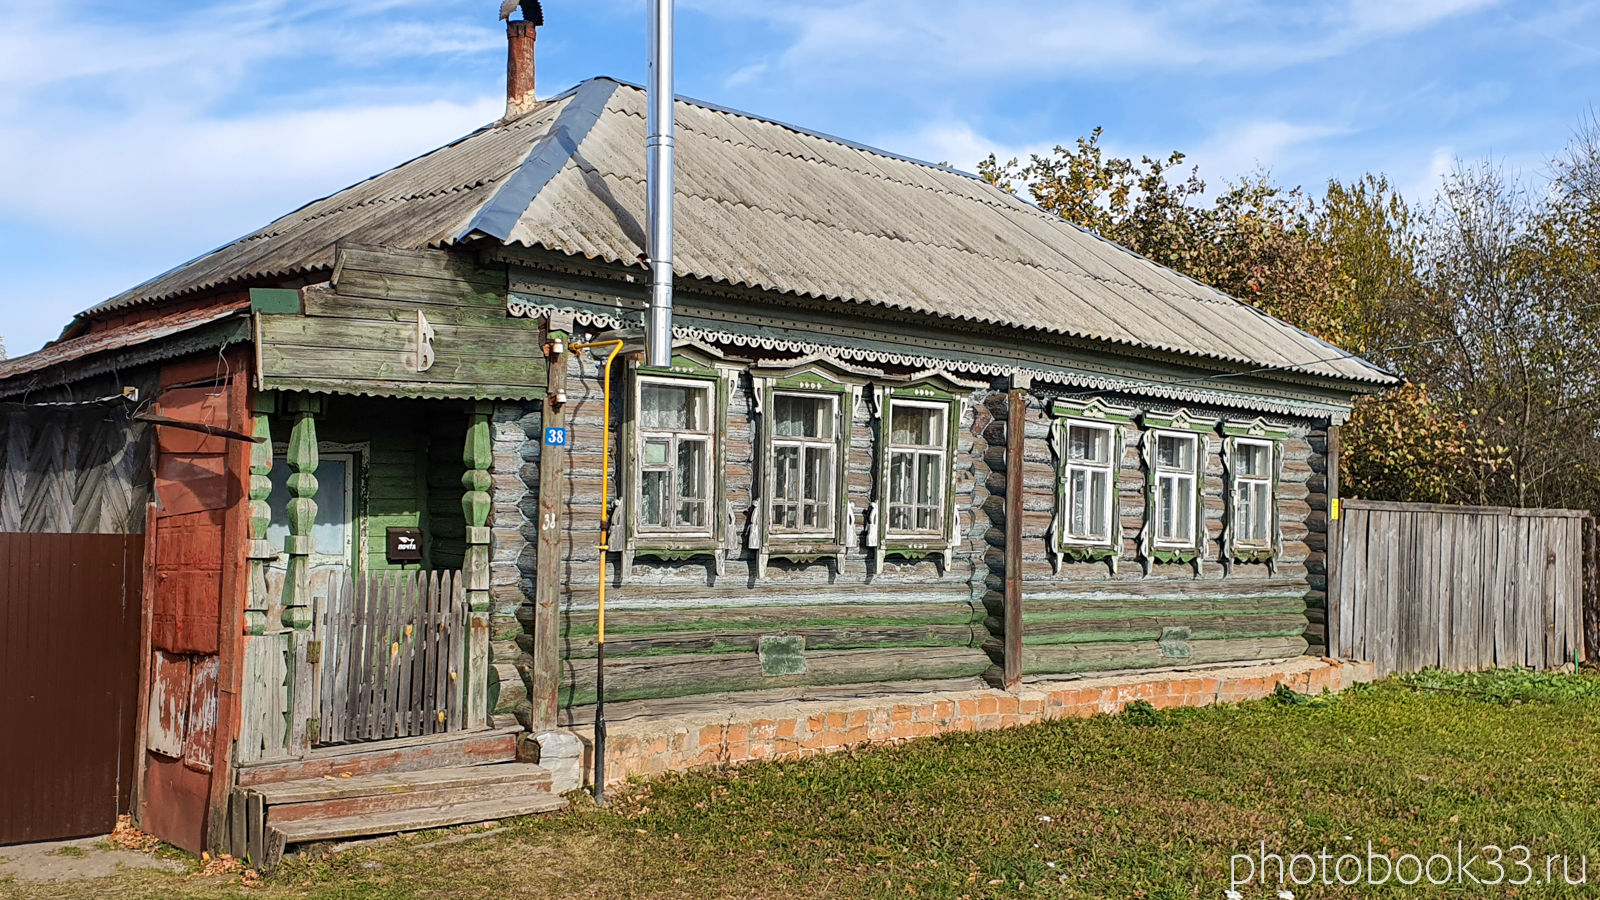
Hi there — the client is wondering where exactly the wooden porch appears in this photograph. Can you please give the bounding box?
[225,384,559,867]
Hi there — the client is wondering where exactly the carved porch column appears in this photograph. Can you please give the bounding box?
[281,393,321,753]
[463,400,494,730]
[237,393,284,762]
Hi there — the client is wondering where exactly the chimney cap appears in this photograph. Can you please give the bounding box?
[498,0,544,25]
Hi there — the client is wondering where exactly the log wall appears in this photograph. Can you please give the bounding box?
[509,353,1333,716]
[511,352,996,716]
[987,393,1327,679]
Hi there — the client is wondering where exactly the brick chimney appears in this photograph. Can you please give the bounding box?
[505,17,539,119]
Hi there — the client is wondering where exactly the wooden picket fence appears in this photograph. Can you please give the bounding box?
[315,570,466,745]
[1331,500,1590,677]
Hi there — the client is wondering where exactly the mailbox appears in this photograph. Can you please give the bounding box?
[386,527,423,564]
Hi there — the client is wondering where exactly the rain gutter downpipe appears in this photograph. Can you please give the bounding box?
[646,0,675,368]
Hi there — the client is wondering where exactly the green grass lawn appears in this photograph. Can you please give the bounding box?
[13,669,1600,900]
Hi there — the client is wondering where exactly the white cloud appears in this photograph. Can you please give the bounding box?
[685,0,1506,89]
[1186,121,1353,190]
[876,120,1054,173]
[1345,0,1500,34]
[0,97,501,248]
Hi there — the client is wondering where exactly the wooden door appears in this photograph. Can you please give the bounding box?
[0,533,143,844]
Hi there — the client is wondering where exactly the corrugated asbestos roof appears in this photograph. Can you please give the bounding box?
[88,77,1392,386]
[0,301,249,382]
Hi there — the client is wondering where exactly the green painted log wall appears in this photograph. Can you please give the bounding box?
[521,352,997,712]
[268,396,468,574]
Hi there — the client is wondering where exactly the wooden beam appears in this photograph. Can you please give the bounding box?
[1003,389,1026,689]
[1325,423,1340,658]
[531,328,570,731]
[206,358,253,854]
[133,413,264,444]
[132,500,158,825]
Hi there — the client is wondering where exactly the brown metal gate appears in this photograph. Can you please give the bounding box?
[0,533,143,844]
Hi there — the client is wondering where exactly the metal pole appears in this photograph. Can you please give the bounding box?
[645,0,675,368]
[570,339,624,806]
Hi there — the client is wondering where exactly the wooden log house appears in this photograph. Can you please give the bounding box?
[0,12,1393,857]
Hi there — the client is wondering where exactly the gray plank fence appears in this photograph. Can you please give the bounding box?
[1330,500,1592,676]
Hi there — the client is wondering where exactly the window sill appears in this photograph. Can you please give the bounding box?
[766,540,844,558]
[883,536,948,549]
[634,537,720,554]
[1230,545,1275,564]
[1058,544,1119,563]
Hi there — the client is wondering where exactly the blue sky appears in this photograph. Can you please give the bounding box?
[1,0,1597,356]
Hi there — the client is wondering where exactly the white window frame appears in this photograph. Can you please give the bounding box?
[1151,431,1199,550]
[767,391,840,540]
[1062,420,1116,546]
[1231,437,1274,548]
[634,376,716,538]
[885,398,948,538]
[267,445,360,569]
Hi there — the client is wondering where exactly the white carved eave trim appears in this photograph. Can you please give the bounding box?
[506,298,1353,419]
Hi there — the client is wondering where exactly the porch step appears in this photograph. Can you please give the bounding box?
[270,792,569,845]
[254,762,555,825]
[236,724,522,787]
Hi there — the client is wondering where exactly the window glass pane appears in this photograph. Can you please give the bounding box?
[1253,482,1272,539]
[804,447,831,503]
[916,454,940,508]
[1236,443,1269,477]
[1158,434,1193,470]
[891,405,940,446]
[677,439,707,501]
[1176,474,1193,541]
[1070,469,1088,535]
[267,456,348,556]
[1158,474,1176,540]
[889,452,914,504]
[775,395,832,439]
[641,471,666,526]
[686,386,708,432]
[677,500,705,528]
[643,439,670,466]
[773,446,799,501]
[1089,469,1109,539]
[1070,425,1109,463]
[916,506,936,531]
[640,383,691,430]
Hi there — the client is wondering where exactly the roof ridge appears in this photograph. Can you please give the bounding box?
[595,77,987,182]
[617,102,1046,230]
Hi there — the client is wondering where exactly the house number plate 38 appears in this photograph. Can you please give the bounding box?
[545,427,568,446]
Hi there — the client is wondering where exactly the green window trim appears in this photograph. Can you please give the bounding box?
[1219,417,1291,574]
[1137,409,1214,577]
[620,350,733,577]
[873,376,971,573]
[751,362,865,579]
[1048,397,1136,575]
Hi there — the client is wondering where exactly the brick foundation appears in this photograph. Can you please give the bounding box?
[559,657,1375,786]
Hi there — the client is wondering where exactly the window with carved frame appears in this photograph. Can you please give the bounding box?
[1231,438,1274,548]
[635,376,715,536]
[1062,420,1116,545]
